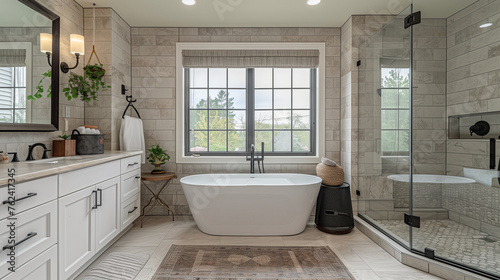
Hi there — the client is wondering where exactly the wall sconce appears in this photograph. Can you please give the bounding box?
[40,33,52,67]
[60,34,84,73]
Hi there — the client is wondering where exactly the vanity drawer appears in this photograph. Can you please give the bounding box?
[121,169,141,203]
[0,201,57,279]
[121,194,140,231]
[120,155,141,174]
[3,245,57,280]
[0,176,57,220]
[59,160,120,196]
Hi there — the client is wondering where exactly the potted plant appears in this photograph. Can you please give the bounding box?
[63,65,110,102]
[52,134,76,157]
[148,145,170,174]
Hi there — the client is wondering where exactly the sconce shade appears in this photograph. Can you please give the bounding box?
[40,33,52,53]
[70,34,84,55]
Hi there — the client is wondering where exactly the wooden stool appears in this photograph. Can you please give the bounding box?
[140,172,176,227]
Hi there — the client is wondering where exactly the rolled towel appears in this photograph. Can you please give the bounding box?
[90,129,97,134]
[84,128,91,134]
[321,157,337,167]
[77,126,85,134]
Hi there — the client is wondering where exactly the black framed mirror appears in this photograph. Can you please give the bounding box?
[0,0,59,131]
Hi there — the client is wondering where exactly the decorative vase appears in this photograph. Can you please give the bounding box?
[151,163,165,174]
[52,139,76,157]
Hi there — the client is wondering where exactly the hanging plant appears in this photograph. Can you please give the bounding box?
[84,63,106,79]
[62,69,110,103]
[27,69,52,100]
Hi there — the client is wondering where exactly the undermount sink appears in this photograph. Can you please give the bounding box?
[24,157,66,164]
[24,155,97,164]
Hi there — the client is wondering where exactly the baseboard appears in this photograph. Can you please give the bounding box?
[354,216,495,280]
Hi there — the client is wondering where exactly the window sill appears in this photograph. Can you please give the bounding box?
[176,155,321,164]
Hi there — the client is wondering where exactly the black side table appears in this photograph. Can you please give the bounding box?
[315,182,354,234]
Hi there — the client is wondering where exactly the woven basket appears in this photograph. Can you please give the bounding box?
[316,163,344,186]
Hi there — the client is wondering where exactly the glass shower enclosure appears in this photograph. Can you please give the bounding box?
[357,1,500,278]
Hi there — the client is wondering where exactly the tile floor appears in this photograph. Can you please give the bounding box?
[377,219,500,276]
[76,216,443,280]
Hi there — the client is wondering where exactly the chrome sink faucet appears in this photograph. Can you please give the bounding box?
[246,142,265,174]
[26,143,50,161]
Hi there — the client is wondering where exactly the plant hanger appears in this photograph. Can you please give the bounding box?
[86,3,102,67]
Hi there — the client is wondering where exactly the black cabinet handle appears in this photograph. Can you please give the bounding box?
[3,232,37,250]
[127,162,139,167]
[2,193,37,205]
[128,206,138,214]
[92,190,98,209]
[97,189,102,207]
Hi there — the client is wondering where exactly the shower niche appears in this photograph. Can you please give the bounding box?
[449,111,500,139]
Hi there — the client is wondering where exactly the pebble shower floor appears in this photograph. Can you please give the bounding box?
[376,219,500,275]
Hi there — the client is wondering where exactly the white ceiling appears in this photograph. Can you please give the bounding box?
[74,0,478,28]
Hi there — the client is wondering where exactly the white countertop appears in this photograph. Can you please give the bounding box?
[0,150,143,186]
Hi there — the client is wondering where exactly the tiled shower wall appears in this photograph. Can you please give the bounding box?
[131,27,341,215]
[446,0,500,175]
[83,8,131,150]
[444,0,500,237]
[0,0,85,160]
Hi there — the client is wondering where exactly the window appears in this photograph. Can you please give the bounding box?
[0,66,27,123]
[0,43,31,124]
[185,67,316,156]
[380,67,410,156]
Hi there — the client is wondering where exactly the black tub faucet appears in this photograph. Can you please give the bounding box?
[246,142,265,174]
[26,143,49,161]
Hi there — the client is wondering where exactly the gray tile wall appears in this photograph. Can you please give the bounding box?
[83,8,131,150]
[131,27,341,215]
[446,0,500,176]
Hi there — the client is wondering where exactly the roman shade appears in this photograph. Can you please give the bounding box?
[182,49,319,68]
[0,49,27,67]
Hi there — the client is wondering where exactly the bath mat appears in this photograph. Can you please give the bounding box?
[81,252,149,280]
[152,245,353,279]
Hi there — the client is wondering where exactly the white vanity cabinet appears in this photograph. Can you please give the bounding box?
[0,152,142,280]
[0,176,58,280]
[58,161,121,280]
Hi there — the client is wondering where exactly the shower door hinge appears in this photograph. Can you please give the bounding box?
[424,248,435,259]
[404,11,421,29]
[404,213,421,228]
[355,190,361,196]
[356,60,361,67]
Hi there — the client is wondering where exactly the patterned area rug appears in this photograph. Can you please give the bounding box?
[82,253,149,280]
[153,245,353,279]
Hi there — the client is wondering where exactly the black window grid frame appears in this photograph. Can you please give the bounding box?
[380,86,410,156]
[184,68,317,157]
[0,67,27,123]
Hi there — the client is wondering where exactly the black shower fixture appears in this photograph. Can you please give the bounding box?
[469,120,490,136]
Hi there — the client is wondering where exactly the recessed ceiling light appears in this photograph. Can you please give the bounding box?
[307,0,321,5]
[480,23,493,28]
[182,0,196,5]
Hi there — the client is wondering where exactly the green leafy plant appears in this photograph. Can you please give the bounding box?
[58,134,71,140]
[27,70,52,100]
[85,64,106,79]
[62,64,110,103]
[147,145,170,165]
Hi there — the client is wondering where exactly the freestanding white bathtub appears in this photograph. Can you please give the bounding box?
[180,173,322,236]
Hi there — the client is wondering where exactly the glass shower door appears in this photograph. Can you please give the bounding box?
[357,5,413,247]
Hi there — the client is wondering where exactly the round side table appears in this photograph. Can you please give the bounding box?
[140,172,176,227]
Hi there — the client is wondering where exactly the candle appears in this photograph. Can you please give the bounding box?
[70,34,85,55]
[40,33,52,53]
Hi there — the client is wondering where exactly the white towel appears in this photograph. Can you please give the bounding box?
[120,115,146,164]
